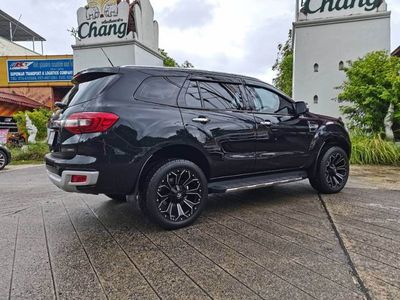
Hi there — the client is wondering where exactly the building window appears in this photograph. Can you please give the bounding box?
[339,61,344,71]
[313,95,319,104]
[314,63,319,72]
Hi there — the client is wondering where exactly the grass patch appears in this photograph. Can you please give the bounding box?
[351,133,400,166]
[9,143,49,163]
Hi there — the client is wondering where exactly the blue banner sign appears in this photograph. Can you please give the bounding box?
[7,59,74,83]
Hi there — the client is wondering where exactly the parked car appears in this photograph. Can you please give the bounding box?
[46,66,351,229]
[0,145,11,170]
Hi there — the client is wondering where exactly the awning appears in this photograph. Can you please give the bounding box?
[0,10,46,42]
[0,91,44,109]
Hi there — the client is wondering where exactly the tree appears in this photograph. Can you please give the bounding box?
[181,60,194,69]
[272,30,293,97]
[159,49,179,67]
[338,51,400,140]
[159,49,194,69]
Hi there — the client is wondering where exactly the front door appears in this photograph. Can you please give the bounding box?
[244,83,314,172]
[179,78,257,179]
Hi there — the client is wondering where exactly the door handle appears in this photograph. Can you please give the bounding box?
[192,117,210,124]
[259,120,272,126]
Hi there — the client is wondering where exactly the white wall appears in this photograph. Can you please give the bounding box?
[293,13,391,118]
[0,37,39,56]
[134,45,163,66]
[299,0,388,21]
[73,40,163,74]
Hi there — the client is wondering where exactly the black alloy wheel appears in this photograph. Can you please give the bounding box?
[324,151,348,190]
[309,146,349,194]
[0,150,8,170]
[157,169,202,222]
[142,159,208,229]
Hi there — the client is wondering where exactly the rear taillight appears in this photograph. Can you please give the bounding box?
[63,112,119,134]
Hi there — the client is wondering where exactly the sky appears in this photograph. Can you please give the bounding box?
[2,0,400,83]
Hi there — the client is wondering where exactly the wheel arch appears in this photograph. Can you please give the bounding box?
[320,135,351,158]
[131,143,211,196]
[309,134,351,177]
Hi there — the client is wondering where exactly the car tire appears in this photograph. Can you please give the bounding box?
[141,159,208,230]
[0,150,8,171]
[309,146,349,194]
[106,194,127,202]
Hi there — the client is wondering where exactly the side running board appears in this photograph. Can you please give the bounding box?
[208,171,308,194]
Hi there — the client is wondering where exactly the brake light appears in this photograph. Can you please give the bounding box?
[64,112,119,134]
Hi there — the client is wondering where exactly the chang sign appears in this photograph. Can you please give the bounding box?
[76,0,131,45]
[300,0,386,19]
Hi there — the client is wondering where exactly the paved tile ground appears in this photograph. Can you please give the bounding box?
[0,165,399,299]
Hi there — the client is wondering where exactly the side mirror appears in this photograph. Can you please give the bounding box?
[55,102,67,109]
[295,101,309,115]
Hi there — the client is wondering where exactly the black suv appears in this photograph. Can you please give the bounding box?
[46,66,351,229]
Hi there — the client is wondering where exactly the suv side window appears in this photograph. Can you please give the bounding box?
[185,80,202,108]
[199,81,244,110]
[245,85,294,115]
[135,76,185,106]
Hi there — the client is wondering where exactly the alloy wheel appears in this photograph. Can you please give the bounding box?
[0,152,5,169]
[324,151,348,189]
[156,168,202,222]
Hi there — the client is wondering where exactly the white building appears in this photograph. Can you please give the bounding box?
[293,0,391,118]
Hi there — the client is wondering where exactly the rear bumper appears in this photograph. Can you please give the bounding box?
[47,169,99,193]
[45,152,142,195]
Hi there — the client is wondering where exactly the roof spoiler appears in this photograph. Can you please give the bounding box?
[72,67,119,84]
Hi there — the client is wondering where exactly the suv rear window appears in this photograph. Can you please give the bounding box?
[134,76,185,106]
[63,74,118,107]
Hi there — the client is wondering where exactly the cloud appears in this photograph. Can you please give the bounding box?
[159,0,216,29]
[2,0,399,83]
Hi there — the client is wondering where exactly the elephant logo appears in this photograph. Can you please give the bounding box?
[85,0,118,20]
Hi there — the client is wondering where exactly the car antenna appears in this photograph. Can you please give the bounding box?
[100,47,115,67]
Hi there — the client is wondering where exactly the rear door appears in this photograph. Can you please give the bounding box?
[179,76,257,179]
[244,82,314,171]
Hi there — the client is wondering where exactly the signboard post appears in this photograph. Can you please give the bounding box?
[7,59,74,83]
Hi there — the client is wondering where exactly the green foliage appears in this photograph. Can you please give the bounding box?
[160,48,179,67]
[272,30,293,97]
[13,108,52,142]
[159,49,194,69]
[350,132,400,165]
[10,142,49,162]
[338,51,400,135]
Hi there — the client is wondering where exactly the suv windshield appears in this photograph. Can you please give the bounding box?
[62,74,118,107]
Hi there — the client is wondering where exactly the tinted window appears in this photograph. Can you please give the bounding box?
[63,75,117,107]
[185,81,202,108]
[135,76,185,106]
[246,86,293,115]
[199,82,244,110]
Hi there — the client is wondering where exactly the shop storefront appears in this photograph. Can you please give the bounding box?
[0,55,74,118]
